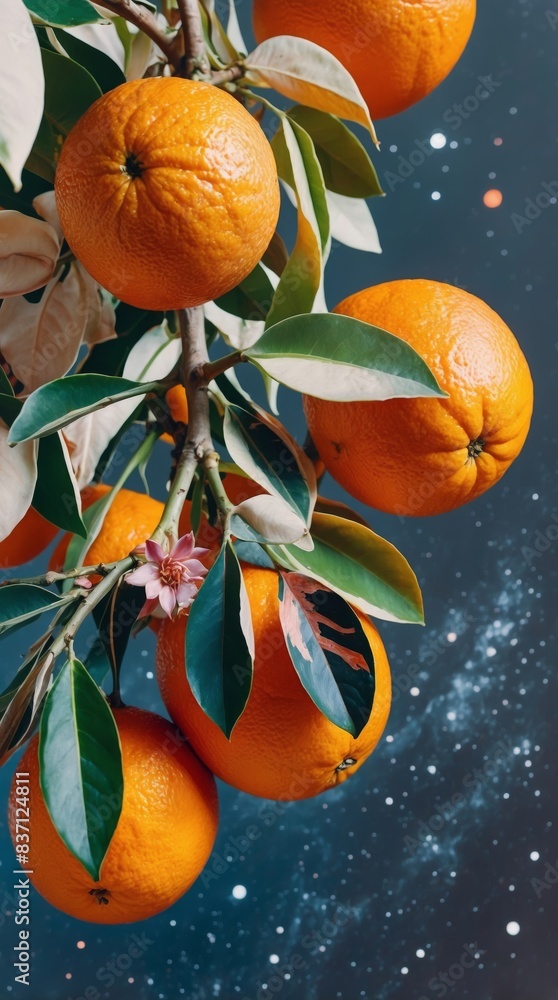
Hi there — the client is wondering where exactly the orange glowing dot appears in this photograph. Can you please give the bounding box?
[494,137,503,146]
[77,941,86,950]
[65,974,72,980]
[483,189,503,208]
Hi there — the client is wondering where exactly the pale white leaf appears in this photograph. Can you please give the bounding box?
[0,263,93,393]
[67,321,180,487]
[33,190,63,241]
[244,36,378,143]
[327,191,382,253]
[234,494,308,544]
[77,264,116,347]
[122,320,181,382]
[0,425,37,541]
[0,0,45,190]
[0,210,60,296]
[225,0,247,55]
[64,21,126,70]
[126,26,154,80]
[204,300,265,351]
[239,566,255,660]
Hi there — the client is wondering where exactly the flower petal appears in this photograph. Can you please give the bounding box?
[137,597,159,619]
[177,581,198,606]
[145,577,163,599]
[183,558,208,580]
[144,539,166,564]
[171,532,195,561]
[126,562,160,587]
[159,585,177,618]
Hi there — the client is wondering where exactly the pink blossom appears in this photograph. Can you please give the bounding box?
[126,533,209,620]
[74,576,93,590]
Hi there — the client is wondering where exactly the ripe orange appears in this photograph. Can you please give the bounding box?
[161,386,189,445]
[166,385,188,426]
[303,279,534,517]
[55,77,280,310]
[156,564,392,800]
[0,506,58,569]
[253,0,476,119]
[49,484,163,573]
[9,707,218,923]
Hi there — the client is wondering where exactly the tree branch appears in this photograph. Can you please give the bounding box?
[99,0,182,69]
[151,307,214,543]
[176,0,211,77]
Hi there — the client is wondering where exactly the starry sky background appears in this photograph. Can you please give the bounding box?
[1,0,557,997]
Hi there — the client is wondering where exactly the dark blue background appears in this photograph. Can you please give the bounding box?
[1,0,557,997]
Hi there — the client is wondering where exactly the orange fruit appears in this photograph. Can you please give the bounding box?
[156,564,391,800]
[9,707,218,923]
[55,78,280,310]
[49,484,163,574]
[161,386,188,445]
[253,0,476,119]
[303,279,534,517]
[166,385,188,426]
[0,506,58,569]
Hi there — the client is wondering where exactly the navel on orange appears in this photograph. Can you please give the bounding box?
[55,78,280,310]
[303,279,534,517]
[9,707,219,923]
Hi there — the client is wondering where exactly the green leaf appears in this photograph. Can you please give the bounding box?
[24,115,58,183]
[270,512,424,625]
[261,230,288,277]
[266,116,328,328]
[0,368,15,397]
[233,540,275,569]
[0,165,50,214]
[83,636,111,687]
[52,29,126,93]
[278,572,375,735]
[186,542,254,738]
[32,432,85,536]
[39,658,123,881]
[8,374,159,443]
[25,0,103,26]
[0,649,55,764]
[92,581,146,694]
[41,47,102,137]
[0,585,69,636]
[215,264,275,321]
[286,106,383,199]
[223,404,314,526]
[245,313,446,401]
[244,36,378,144]
[0,393,22,426]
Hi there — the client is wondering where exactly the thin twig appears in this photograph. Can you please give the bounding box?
[99,0,182,68]
[202,351,243,382]
[176,0,211,77]
[151,307,214,543]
